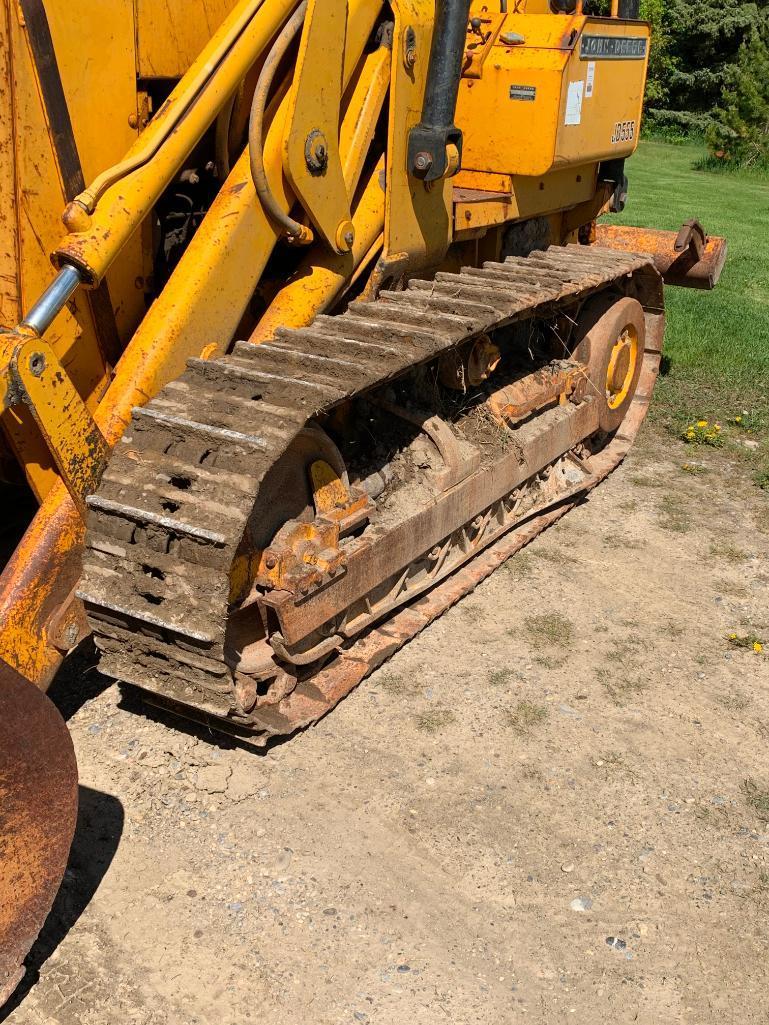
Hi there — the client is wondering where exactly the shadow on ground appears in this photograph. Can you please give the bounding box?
[0,785,124,1022]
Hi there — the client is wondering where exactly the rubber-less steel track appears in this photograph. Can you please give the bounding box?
[79,244,664,744]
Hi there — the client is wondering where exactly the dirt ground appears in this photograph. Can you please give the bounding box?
[5,423,769,1025]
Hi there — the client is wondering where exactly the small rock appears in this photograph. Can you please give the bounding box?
[397,964,411,973]
[353,1013,369,1023]
[569,896,592,912]
[87,723,102,735]
[561,863,575,874]
[275,848,293,872]
[558,704,581,718]
[226,775,258,802]
[195,765,231,794]
[138,751,168,769]
[605,936,627,952]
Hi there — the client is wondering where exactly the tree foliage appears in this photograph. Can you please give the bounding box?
[644,0,767,140]
[707,12,769,164]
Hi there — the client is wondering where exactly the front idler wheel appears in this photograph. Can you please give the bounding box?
[574,295,645,433]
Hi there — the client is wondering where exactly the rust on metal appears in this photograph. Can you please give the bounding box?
[78,244,663,744]
[595,222,727,290]
[0,661,78,1006]
[487,360,588,425]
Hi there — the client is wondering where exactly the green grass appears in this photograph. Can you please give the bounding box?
[609,140,769,427]
[504,700,548,736]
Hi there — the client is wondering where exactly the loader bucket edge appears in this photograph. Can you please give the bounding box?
[0,660,78,1007]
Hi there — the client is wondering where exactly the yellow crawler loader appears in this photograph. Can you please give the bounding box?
[0,0,726,1002]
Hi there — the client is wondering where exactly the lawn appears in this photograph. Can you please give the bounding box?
[611,139,769,423]
[608,139,769,485]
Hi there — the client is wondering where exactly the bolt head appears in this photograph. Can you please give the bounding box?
[414,151,432,174]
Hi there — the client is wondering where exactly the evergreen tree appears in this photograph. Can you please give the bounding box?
[646,0,763,133]
[640,0,677,110]
[707,12,769,164]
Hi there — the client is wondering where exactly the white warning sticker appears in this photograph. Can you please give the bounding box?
[565,81,584,125]
[585,60,596,98]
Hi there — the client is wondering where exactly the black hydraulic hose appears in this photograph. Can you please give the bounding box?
[248,0,311,242]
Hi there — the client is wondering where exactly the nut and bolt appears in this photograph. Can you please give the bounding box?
[344,230,354,248]
[264,553,278,569]
[414,151,433,174]
[403,26,417,69]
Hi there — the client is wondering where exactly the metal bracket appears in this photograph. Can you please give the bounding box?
[0,330,109,515]
[674,218,706,261]
[283,0,354,253]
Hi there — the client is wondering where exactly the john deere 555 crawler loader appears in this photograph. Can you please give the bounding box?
[0,0,726,999]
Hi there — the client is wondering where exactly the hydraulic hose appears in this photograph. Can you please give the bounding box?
[248,0,313,244]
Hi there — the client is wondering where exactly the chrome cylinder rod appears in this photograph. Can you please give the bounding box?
[20,264,83,336]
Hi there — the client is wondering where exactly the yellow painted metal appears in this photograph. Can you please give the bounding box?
[463,11,505,78]
[311,460,350,515]
[452,164,596,236]
[340,42,391,193]
[456,14,650,177]
[0,490,84,684]
[283,0,353,253]
[46,0,147,345]
[0,0,384,688]
[54,0,299,284]
[71,0,271,218]
[88,0,383,443]
[0,3,19,331]
[251,42,390,340]
[249,155,386,343]
[0,331,108,514]
[606,325,639,409]
[383,0,452,274]
[0,0,139,499]
[135,0,241,78]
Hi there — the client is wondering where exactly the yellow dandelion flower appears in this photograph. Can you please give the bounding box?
[754,641,763,654]
[697,420,708,428]
[729,633,737,640]
[735,415,743,423]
